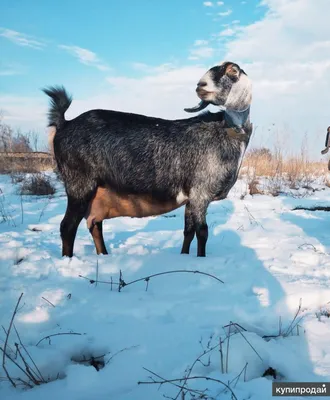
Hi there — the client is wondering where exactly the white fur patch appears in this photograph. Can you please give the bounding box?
[199,71,218,92]
[48,127,56,156]
[176,191,188,204]
[225,73,252,111]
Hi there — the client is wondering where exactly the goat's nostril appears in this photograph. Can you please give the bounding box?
[197,81,207,88]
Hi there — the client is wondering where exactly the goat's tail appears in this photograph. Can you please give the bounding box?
[42,86,72,128]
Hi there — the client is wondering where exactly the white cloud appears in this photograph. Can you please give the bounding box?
[219,28,236,37]
[70,65,207,121]
[59,45,109,71]
[1,64,208,139]
[203,1,213,6]
[224,0,330,156]
[190,38,213,59]
[0,28,44,49]
[131,62,176,75]
[218,9,232,16]
[189,46,214,60]
[217,1,224,5]
[0,62,25,76]
[194,39,209,46]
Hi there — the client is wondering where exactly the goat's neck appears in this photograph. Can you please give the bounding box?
[219,106,252,143]
[221,105,250,129]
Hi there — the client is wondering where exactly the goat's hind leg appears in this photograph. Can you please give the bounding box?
[89,220,108,255]
[181,203,196,254]
[188,198,210,257]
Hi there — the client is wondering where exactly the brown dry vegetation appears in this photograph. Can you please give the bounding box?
[0,152,55,174]
[241,146,329,196]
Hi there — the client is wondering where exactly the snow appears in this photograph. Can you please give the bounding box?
[1,173,330,399]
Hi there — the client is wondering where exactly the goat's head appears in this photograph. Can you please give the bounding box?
[185,61,252,113]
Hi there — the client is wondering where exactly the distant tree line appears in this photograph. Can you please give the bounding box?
[0,113,39,153]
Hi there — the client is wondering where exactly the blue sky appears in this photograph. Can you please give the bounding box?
[1,0,330,157]
[1,0,261,97]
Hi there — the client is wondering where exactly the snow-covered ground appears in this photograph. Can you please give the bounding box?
[1,174,330,399]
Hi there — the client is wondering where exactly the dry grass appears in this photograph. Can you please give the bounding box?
[241,146,329,196]
[19,173,56,196]
[0,152,55,174]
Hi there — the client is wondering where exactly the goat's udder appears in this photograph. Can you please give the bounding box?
[85,187,188,227]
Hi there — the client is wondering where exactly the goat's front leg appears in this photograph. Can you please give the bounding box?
[89,220,108,255]
[189,198,210,257]
[181,203,196,254]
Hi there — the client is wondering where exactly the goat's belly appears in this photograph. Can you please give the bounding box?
[86,187,186,227]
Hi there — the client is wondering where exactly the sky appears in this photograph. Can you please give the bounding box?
[1,0,330,158]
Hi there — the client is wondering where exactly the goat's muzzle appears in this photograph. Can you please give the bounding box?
[196,87,212,100]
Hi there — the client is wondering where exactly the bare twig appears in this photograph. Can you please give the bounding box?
[15,343,40,385]
[0,347,34,387]
[284,299,302,337]
[232,323,263,362]
[79,269,224,291]
[13,324,45,382]
[244,204,264,230]
[225,324,231,374]
[36,332,84,347]
[2,292,23,387]
[41,297,55,308]
[298,243,317,252]
[223,322,247,332]
[79,275,119,286]
[138,370,238,400]
[219,338,224,374]
[122,270,224,287]
[105,345,139,365]
[1,326,16,357]
[229,362,248,388]
[174,340,220,400]
[141,368,207,398]
[263,300,304,340]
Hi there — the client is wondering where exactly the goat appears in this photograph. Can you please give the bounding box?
[43,61,253,258]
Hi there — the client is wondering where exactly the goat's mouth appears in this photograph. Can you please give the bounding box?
[196,88,213,100]
[184,88,215,113]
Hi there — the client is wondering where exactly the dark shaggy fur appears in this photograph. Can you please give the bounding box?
[43,66,252,258]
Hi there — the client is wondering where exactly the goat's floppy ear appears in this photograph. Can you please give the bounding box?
[225,63,240,82]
